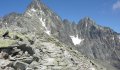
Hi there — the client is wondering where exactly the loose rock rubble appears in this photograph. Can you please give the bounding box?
[0,32,105,70]
[0,45,34,70]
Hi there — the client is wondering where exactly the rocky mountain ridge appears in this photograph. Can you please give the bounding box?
[0,0,119,70]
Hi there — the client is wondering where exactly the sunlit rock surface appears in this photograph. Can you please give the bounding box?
[0,0,119,70]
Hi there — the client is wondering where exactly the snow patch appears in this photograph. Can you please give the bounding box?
[45,30,51,35]
[39,18,46,28]
[119,36,120,39]
[40,11,44,14]
[70,35,84,45]
[112,37,115,40]
[5,23,7,25]
[85,23,88,27]
[31,8,36,12]
[39,18,51,35]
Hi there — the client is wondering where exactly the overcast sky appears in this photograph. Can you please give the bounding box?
[0,0,120,32]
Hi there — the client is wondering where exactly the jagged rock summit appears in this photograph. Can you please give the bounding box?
[0,0,119,70]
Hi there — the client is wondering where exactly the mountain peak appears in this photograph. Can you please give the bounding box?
[32,0,41,5]
[83,17,95,25]
[78,17,96,28]
[32,0,41,4]
[27,0,42,10]
[24,0,46,17]
[83,17,91,20]
[33,0,40,2]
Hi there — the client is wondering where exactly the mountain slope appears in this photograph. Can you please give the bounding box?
[0,29,102,70]
[63,17,120,70]
[0,0,119,70]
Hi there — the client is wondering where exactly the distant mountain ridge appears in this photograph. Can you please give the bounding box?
[0,0,120,70]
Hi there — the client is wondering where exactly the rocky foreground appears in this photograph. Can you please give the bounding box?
[0,28,104,70]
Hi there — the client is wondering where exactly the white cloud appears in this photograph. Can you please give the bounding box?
[113,0,120,10]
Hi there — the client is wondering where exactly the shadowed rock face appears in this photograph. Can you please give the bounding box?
[0,0,119,70]
[63,17,120,65]
[63,18,120,70]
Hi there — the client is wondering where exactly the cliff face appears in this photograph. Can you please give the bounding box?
[63,17,120,70]
[0,0,119,70]
[62,17,120,70]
